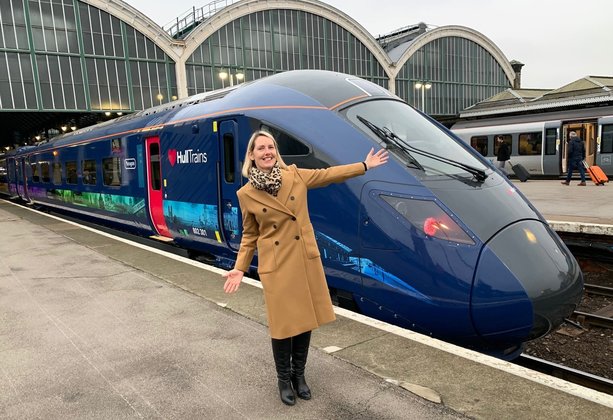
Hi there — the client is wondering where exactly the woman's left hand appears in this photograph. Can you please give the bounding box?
[364,148,389,170]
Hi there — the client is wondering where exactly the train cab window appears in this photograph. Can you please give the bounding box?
[602,124,613,154]
[493,134,512,156]
[102,157,122,186]
[40,162,50,183]
[470,136,488,156]
[82,160,97,185]
[223,133,235,183]
[66,161,78,184]
[31,163,40,182]
[518,132,542,155]
[545,129,557,155]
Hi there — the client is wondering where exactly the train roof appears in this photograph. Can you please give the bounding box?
[19,71,400,154]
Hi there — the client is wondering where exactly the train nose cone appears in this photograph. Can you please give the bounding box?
[472,220,583,347]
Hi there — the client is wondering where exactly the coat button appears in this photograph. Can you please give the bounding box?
[275,241,279,245]
[295,236,299,240]
[290,196,295,200]
[263,208,267,212]
[291,216,296,221]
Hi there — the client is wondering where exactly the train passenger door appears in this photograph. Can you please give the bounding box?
[542,123,559,176]
[7,158,18,196]
[17,158,29,201]
[145,136,172,238]
[217,120,242,250]
[561,121,597,173]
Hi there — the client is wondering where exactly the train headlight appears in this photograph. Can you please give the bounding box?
[380,195,475,245]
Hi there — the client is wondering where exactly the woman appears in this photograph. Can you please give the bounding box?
[223,130,388,405]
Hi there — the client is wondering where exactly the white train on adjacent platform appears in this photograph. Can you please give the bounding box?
[451,106,613,177]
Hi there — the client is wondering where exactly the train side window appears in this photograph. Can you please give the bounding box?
[261,124,311,156]
[493,134,512,155]
[223,133,235,183]
[545,129,557,155]
[82,160,97,185]
[66,161,78,184]
[102,157,122,186]
[52,163,62,185]
[602,124,613,154]
[31,163,40,182]
[470,136,488,156]
[257,123,330,168]
[40,162,50,183]
[518,132,542,155]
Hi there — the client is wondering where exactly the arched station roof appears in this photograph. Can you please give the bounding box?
[392,25,515,82]
[0,0,518,147]
[83,0,183,62]
[182,0,392,76]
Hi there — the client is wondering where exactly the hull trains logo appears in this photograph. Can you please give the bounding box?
[168,149,208,167]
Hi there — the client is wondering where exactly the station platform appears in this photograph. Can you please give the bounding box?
[1,200,612,419]
[511,179,613,235]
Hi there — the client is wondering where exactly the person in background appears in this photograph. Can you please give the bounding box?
[561,131,586,186]
[222,130,388,406]
[495,136,511,176]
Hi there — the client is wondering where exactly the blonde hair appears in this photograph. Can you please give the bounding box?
[241,130,288,177]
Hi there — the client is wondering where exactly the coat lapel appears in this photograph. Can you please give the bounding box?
[276,167,294,207]
[243,173,295,217]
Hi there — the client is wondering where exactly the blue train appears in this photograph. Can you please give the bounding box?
[0,70,583,359]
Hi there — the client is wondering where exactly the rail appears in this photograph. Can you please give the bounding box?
[515,354,613,395]
[584,284,613,297]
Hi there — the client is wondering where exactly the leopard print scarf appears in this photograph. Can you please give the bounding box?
[249,163,282,196]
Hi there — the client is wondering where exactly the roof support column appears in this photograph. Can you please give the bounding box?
[388,74,396,95]
[175,57,188,99]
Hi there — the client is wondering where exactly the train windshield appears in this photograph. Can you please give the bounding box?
[345,100,488,179]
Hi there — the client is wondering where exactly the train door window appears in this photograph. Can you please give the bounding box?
[493,134,512,155]
[518,132,542,155]
[223,133,235,183]
[31,163,40,182]
[9,160,16,180]
[470,136,488,156]
[66,161,78,184]
[602,124,613,154]
[82,160,97,185]
[545,129,557,155]
[40,162,50,183]
[102,157,122,186]
[53,163,62,185]
[149,143,162,190]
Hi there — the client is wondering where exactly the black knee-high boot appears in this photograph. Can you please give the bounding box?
[271,337,295,405]
[291,331,312,400]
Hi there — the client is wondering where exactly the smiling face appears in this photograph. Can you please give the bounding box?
[248,135,278,173]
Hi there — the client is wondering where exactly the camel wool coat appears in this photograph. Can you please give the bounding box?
[234,162,365,339]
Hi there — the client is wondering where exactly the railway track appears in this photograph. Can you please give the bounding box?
[515,354,613,396]
[585,283,613,298]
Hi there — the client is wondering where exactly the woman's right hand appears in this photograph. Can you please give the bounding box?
[222,268,244,294]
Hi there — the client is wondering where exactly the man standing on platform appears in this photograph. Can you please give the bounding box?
[561,131,586,186]
[495,136,511,176]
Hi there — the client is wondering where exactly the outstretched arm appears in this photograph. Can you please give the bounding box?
[297,148,389,189]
